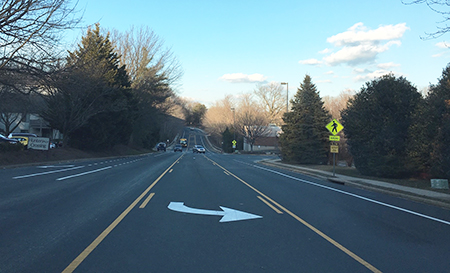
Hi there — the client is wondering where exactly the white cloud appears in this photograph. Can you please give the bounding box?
[436,41,449,49]
[354,70,390,82]
[353,69,404,82]
[219,73,267,83]
[322,23,407,66]
[325,70,334,75]
[319,48,332,54]
[299,58,323,66]
[317,79,332,83]
[327,22,409,47]
[353,68,372,74]
[324,40,401,66]
[377,62,400,69]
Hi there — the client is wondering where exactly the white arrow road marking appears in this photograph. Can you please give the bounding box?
[168,202,262,222]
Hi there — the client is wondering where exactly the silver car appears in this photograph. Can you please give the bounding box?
[193,145,205,153]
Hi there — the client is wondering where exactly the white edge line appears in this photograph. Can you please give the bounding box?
[57,166,112,181]
[237,160,450,226]
[13,166,85,179]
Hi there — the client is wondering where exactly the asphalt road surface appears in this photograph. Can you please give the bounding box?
[1,128,449,272]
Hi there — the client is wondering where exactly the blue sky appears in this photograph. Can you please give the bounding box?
[65,0,449,106]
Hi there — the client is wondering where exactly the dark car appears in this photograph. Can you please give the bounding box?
[157,142,166,151]
[173,144,183,152]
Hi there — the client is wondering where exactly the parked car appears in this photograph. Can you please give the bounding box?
[0,134,18,144]
[157,142,166,151]
[9,136,30,146]
[193,145,205,153]
[173,144,183,152]
[8,133,37,138]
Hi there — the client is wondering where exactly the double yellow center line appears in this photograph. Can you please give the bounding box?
[205,156,382,273]
[63,154,184,273]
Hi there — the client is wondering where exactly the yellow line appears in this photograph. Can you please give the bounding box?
[62,154,184,273]
[169,169,173,173]
[139,192,155,209]
[257,196,283,214]
[205,156,381,273]
[224,170,230,176]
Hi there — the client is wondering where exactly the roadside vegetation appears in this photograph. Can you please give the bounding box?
[0,1,189,158]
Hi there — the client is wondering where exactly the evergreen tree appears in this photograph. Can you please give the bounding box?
[419,64,450,178]
[279,75,331,164]
[222,127,234,153]
[341,74,422,178]
[65,24,135,150]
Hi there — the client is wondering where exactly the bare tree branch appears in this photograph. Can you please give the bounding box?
[403,0,450,39]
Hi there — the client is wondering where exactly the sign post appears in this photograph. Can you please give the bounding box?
[326,119,344,177]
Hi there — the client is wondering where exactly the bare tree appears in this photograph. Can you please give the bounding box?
[253,82,285,125]
[323,89,354,120]
[203,95,235,138]
[110,26,183,88]
[403,0,450,39]
[235,94,270,151]
[0,0,81,69]
[0,86,30,135]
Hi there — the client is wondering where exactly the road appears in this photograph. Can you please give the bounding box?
[1,128,449,272]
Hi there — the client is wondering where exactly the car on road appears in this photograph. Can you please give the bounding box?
[193,145,205,153]
[173,144,183,152]
[157,142,166,151]
[179,138,187,148]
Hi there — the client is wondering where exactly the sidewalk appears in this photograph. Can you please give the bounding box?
[260,159,450,210]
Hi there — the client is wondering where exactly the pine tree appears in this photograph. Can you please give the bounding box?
[279,75,331,164]
[64,24,135,150]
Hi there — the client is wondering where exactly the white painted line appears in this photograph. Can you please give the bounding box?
[57,166,112,181]
[37,165,75,168]
[239,160,450,226]
[13,166,85,179]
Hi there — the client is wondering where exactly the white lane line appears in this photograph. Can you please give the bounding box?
[13,166,85,179]
[57,166,112,181]
[237,160,450,226]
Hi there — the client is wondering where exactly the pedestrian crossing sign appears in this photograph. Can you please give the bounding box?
[326,119,343,135]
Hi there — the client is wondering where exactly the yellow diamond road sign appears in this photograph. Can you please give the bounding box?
[326,119,343,135]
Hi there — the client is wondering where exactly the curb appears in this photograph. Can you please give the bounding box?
[259,159,450,210]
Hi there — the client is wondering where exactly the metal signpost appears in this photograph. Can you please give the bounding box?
[326,119,344,177]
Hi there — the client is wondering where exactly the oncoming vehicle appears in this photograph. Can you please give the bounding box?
[157,142,166,151]
[179,138,187,148]
[193,145,205,153]
[173,144,183,152]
